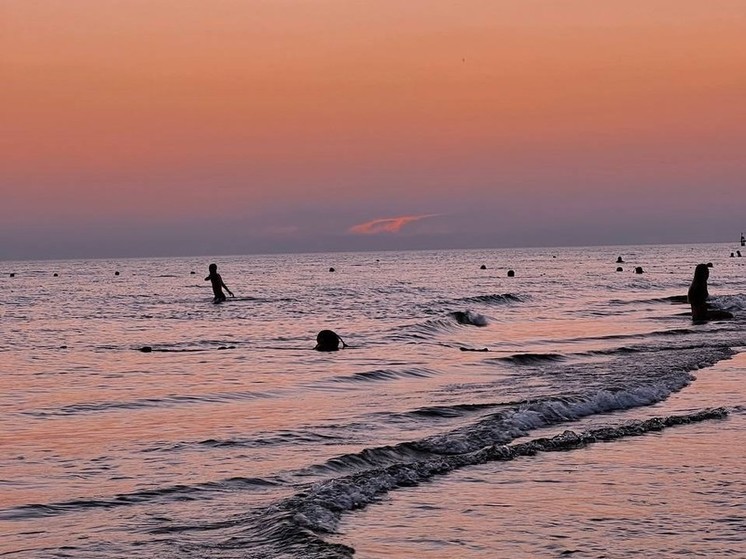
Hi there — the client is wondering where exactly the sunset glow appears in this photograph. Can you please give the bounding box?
[2,1,745,258]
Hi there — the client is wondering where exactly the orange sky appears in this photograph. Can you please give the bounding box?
[1,1,745,257]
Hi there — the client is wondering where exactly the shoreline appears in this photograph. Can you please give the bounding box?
[336,352,746,558]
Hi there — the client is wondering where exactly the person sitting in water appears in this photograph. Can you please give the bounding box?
[205,263,234,303]
[687,263,732,322]
[315,329,347,351]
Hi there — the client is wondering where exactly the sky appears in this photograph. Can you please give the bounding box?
[2,1,745,259]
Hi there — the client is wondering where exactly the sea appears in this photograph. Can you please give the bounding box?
[1,243,744,559]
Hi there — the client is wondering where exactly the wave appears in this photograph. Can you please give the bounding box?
[407,402,501,418]
[491,340,735,364]
[326,367,435,384]
[454,293,522,305]
[491,353,567,365]
[579,339,738,358]
[559,327,697,345]
[395,310,490,341]
[607,293,745,312]
[22,389,274,417]
[0,476,279,521]
[297,345,733,476]
[449,310,489,326]
[609,295,689,306]
[142,431,345,453]
[712,294,746,312]
[192,408,728,559]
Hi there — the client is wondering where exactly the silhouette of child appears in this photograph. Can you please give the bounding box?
[687,263,732,322]
[205,263,233,303]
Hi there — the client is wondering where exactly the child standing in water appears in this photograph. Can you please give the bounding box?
[205,263,234,303]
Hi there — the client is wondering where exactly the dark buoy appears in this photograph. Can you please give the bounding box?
[315,330,346,351]
[115,271,120,276]
[9,273,15,277]
[480,264,487,270]
[59,345,67,349]
[53,273,58,277]
[139,346,153,353]
[616,256,624,263]
[329,267,335,272]
[190,271,196,275]
[507,269,515,277]
[706,262,713,268]
[635,266,644,274]
[616,266,623,272]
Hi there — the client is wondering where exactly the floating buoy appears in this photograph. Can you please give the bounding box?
[507,269,515,277]
[635,266,644,274]
[480,264,487,270]
[114,271,120,276]
[329,267,335,272]
[616,267,623,272]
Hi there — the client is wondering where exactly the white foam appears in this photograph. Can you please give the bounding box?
[712,293,746,312]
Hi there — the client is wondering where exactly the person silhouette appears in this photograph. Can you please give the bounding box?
[205,263,234,303]
[315,330,347,351]
[687,263,732,322]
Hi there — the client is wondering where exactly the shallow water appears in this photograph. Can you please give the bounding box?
[1,244,744,558]
[335,354,746,559]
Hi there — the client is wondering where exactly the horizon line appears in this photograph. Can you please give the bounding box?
[0,239,740,263]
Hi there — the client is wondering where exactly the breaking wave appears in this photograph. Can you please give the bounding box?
[187,408,729,559]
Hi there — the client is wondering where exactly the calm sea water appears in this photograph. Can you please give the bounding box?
[1,244,744,558]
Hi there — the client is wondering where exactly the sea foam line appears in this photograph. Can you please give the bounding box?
[206,408,728,559]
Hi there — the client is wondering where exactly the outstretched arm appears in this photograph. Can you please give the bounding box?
[222,279,234,297]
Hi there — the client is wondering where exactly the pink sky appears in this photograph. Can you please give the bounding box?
[1,1,745,258]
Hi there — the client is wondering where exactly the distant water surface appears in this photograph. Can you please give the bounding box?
[1,244,744,558]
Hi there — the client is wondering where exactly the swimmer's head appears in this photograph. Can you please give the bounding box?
[693,263,709,282]
[208,263,218,273]
[315,329,343,351]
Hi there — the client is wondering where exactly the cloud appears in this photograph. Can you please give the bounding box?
[348,214,440,235]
